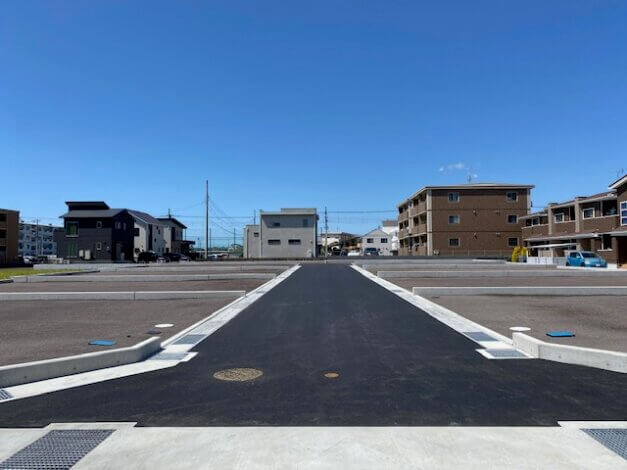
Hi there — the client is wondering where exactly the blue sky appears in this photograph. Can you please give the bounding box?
[2,1,626,242]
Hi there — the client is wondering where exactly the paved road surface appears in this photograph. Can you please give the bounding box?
[1,264,625,427]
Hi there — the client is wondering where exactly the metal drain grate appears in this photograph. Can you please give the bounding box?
[465,331,497,342]
[0,389,12,401]
[174,334,207,345]
[0,429,113,469]
[149,352,189,361]
[484,349,528,359]
[583,428,627,460]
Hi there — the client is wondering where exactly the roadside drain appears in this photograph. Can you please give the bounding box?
[324,372,340,379]
[213,368,263,382]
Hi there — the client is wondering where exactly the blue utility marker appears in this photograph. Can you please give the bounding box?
[88,339,117,346]
[546,331,575,337]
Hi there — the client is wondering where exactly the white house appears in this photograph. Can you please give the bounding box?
[360,227,394,256]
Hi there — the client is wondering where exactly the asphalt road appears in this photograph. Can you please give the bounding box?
[0,264,626,427]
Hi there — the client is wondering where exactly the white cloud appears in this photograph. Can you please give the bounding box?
[439,162,468,172]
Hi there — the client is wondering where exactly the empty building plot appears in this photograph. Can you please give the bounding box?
[0,299,235,366]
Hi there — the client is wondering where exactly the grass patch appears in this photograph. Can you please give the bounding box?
[0,268,79,280]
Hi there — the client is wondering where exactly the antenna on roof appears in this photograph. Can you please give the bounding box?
[467,167,474,183]
[618,168,625,178]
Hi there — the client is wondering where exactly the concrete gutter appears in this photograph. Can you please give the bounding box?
[14,273,275,282]
[512,333,627,374]
[0,290,246,301]
[378,270,625,278]
[412,286,627,296]
[0,337,162,388]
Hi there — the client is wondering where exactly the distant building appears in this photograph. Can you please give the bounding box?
[381,219,399,255]
[244,208,318,258]
[360,227,394,256]
[522,174,627,267]
[158,216,195,255]
[19,221,61,258]
[397,183,534,256]
[0,208,20,264]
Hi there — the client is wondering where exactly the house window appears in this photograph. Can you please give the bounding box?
[65,221,79,236]
[448,192,460,203]
[507,215,518,224]
[366,238,374,243]
[601,234,612,250]
[621,201,627,226]
[381,238,388,243]
[96,221,102,228]
[253,232,259,238]
[115,221,121,229]
[448,215,460,224]
[303,219,309,227]
[133,228,140,237]
[268,239,281,245]
[506,191,518,202]
[0,214,5,222]
[96,242,102,250]
[554,212,565,223]
[288,239,301,245]
[272,222,280,227]
[67,242,78,258]
[508,237,518,247]
[448,238,460,247]
[582,207,595,219]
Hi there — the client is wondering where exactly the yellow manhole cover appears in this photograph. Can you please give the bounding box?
[213,368,263,382]
[323,372,340,379]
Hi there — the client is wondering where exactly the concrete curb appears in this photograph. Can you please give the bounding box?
[0,290,246,301]
[0,337,162,388]
[377,270,625,278]
[362,263,513,271]
[512,333,627,374]
[11,271,98,283]
[15,273,275,282]
[412,286,627,296]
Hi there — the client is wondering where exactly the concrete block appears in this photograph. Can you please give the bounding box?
[0,292,135,301]
[0,337,162,388]
[512,333,627,373]
[132,290,245,300]
[412,286,627,296]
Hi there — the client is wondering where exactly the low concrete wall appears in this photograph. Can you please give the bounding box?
[0,337,162,388]
[379,270,627,278]
[0,290,246,301]
[512,333,627,374]
[412,286,627,296]
[362,263,529,271]
[16,273,275,283]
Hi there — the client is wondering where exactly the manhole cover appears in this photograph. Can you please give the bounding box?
[213,368,263,382]
[324,372,340,379]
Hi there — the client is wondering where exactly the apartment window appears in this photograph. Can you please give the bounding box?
[96,221,102,228]
[65,221,79,237]
[582,207,595,219]
[0,214,5,222]
[268,239,281,245]
[448,238,460,247]
[381,238,388,243]
[134,228,140,236]
[303,219,309,227]
[115,221,121,230]
[554,212,565,223]
[601,234,612,250]
[366,238,374,243]
[507,215,518,224]
[448,215,460,224]
[96,242,102,251]
[0,229,6,239]
[621,201,627,226]
[288,239,301,245]
[123,223,127,230]
[506,191,518,202]
[272,222,280,227]
[508,237,518,247]
[448,192,460,203]
[253,232,259,238]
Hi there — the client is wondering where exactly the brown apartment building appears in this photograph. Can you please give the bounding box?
[397,183,533,256]
[522,174,627,267]
[0,208,20,264]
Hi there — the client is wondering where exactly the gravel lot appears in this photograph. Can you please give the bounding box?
[427,295,627,352]
[0,279,266,292]
[0,299,233,365]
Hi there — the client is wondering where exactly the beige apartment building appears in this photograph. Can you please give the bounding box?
[522,174,627,267]
[0,208,20,264]
[397,183,533,256]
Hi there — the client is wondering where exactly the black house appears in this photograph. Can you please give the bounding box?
[57,201,135,261]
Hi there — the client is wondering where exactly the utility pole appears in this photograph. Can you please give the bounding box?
[204,180,209,260]
[209,228,212,252]
[324,207,328,259]
[35,218,40,256]
[253,210,256,225]
[233,228,236,247]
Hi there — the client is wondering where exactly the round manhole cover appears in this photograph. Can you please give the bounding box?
[213,368,263,382]
[323,372,340,379]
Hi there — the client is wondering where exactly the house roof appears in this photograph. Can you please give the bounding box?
[157,216,187,229]
[65,201,110,210]
[399,183,534,207]
[609,174,627,190]
[60,209,125,218]
[128,210,162,226]
[361,228,389,238]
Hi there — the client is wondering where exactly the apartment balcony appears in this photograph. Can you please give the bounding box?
[552,221,576,235]
[581,215,619,233]
[398,211,409,223]
[409,201,426,217]
[398,228,410,239]
[522,224,549,239]
[410,223,427,235]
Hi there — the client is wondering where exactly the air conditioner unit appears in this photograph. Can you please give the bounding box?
[79,250,84,258]
[84,250,91,260]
